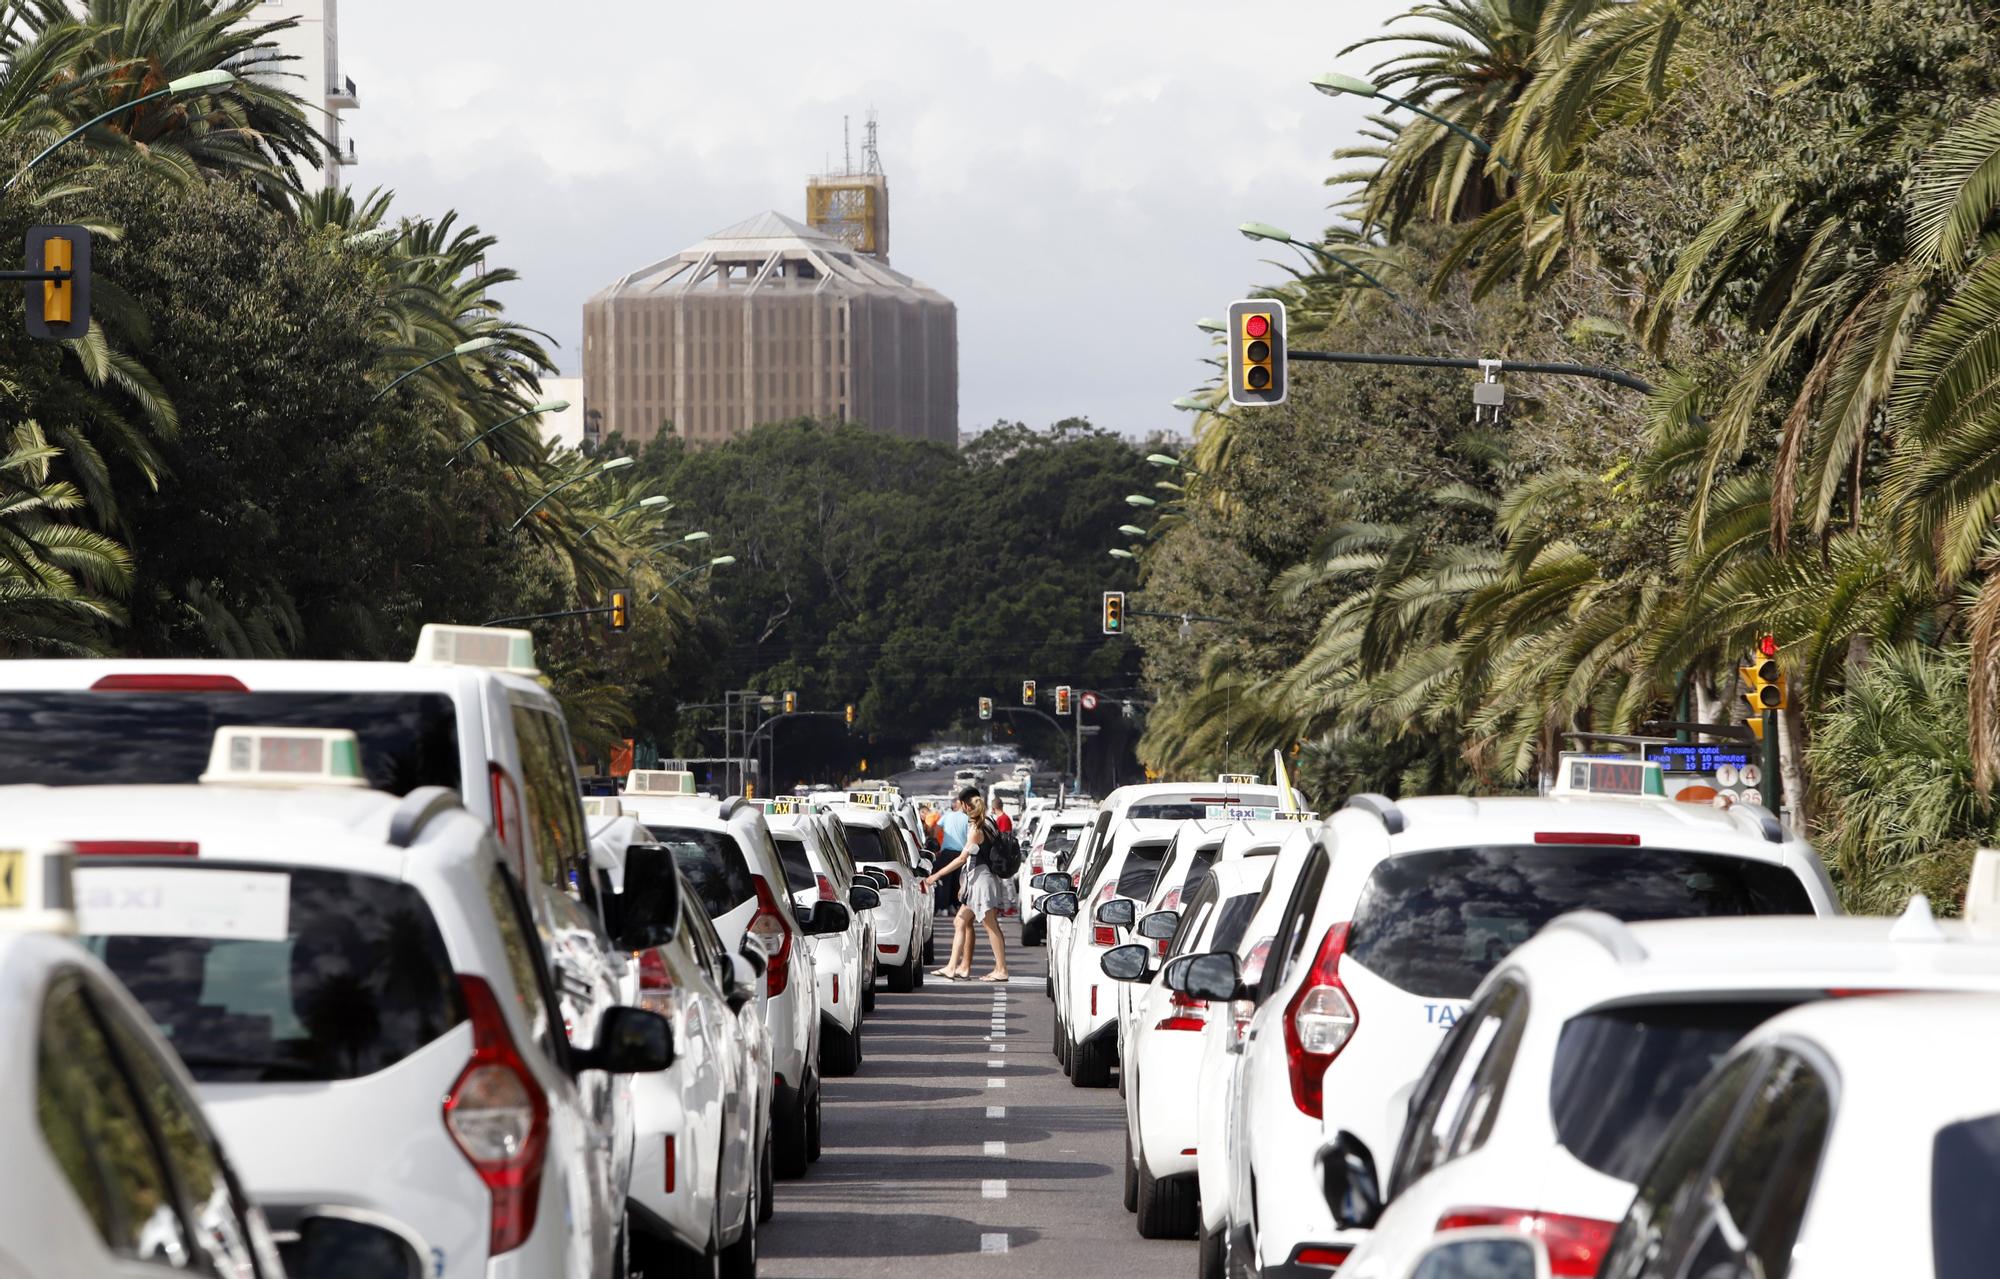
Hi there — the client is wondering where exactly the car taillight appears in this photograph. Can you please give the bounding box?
[1155,990,1207,1032]
[1533,832,1640,846]
[1435,1208,1617,1277]
[488,764,525,869]
[89,673,248,692]
[445,976,549,1257]
[663,1135,676,1195]
[72,840,198,857]
[1283,922,1357,1118]
[1155,887,1184,955]
[636,950,678,1020]
[1092,884,1118,946]
[1291,1244,1352,1269]
[833,974,840,1005]
[816,874,837,902]
[879,868,903,887]
[749,875,794,997]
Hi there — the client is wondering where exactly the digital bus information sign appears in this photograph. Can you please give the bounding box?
[1645,743,1755,776]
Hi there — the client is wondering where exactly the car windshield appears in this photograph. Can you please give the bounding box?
[1934,1112,2000,1278]
[1551,1001,1798,1182]
[0,691,461,793]
[80,864,464,1084]
[772,834,818,895]
[1347,846,1816,998]
[649,826,757,918]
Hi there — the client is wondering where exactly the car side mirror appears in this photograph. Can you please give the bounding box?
[1095,897,1136,928]
[1100,943,1152,982]
[611,845,683,953]
[1041,891,1078,918]
[573,1006,674,1075]
[849,884,881,912]
[1402,1230,1550,1279]
[738,936,769,978]
[1316,1130,1384,1231]
[858,869,889,890]
[808,901,851,935]
[1136,909,1180,940]
[1034,872,1075,893]
[1160,954,1197,993]
[282,1208,428,1279]
[1181,952,1242,1002]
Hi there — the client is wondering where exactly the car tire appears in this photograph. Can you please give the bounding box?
[1198,1226,1226,1279]
[914,956,926,988]
[1021,916,1044,947]
[822,1020,862,1077]
[1136,1156,1199,1239]
[757,1131,774,1223]
[719,1173,758,1279]
[774,1091,810,1179]
[862,965,877,1012]
[887,953,916,993]
[1071,1031,1113,1088]
[806,1077,824,1162]
[1122,1127,1139,1213]
[923,933,937,965]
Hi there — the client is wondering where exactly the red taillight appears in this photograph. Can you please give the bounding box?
[488,764,525,869]
[879,868,903,887]
[1435,1208,1617,1277]
[1092,884,1118,946]
[1157,888,1184,955]
[749,876,794,997]
[663,1135,676,1195]
[1533,832,1640,846]
[1292,1244,1352,1269]
[1155,989,1207,1032]
[636,950,677,1019]
[816,874,836,902]
[72,840,198,857]
[445,976,549,1257]
[1091,985,1098,1016]
[1283,922,1357,1118]
[880,944,900,954]
[89,674,248,693]
[833,974,841,1005]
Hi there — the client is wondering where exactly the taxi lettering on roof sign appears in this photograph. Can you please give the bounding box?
[1273,810,1320,823]
[580,797,625,817]
[844,790,886,809]
[1552,753,1668,798]
[1207,804,1278,821]
[198,727,367,788]
[1216,773,1260,786]
[763,797,804,816]
[0,844,77,934]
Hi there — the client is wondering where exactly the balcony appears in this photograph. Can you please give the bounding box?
[330,137,357,166]
[328,75,358,109]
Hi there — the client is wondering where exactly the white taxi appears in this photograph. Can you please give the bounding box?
[767,803,879,1076]
[1180,757,1838,1277]
[1335,901,2000,1279]
[1049,817,1183,1086]
[831,792,930,993]
[0,728,675,1279]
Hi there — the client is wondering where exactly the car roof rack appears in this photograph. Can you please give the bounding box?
[717,795,753,821]
[1544,910,1649,964]
[1343,793,1407,835]
[1751,810,1785,844]
[388,786,463,848]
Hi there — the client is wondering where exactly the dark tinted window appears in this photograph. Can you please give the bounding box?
[1040,826,1082,859]
[511,706,594,909]
[1552,1001,1797,1182]
[1933,1113,2000,1279]
[1116,841,1170,898]
[841,823,894,864]
[652,826,757,918]
[1179,853,1216,900]
[82,865,466,1083]
[1600,1053,1763,1279]
[773,834,818,895]
[1688,1050,1829,1279]
[0,691,460,792]
[1348,847,1816,998]
[1129,802,1228,820]
[1209,892,1262,954]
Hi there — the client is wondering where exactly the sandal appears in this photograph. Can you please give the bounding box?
[930,967,959,979]
[976,972,1010,982]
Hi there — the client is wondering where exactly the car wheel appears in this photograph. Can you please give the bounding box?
[822,1020,862,1077]
[719,1173,758,1279]
[1199,1226,1226,1279]
[1044,972,1053,999]
[757,1131,774,1223]
[806,1077,824,1162]
[887,953,916,993]
[1136,1155,1199,1239]
[923,933,937,965]
[1071,1031,1112,1087]
[862,965,877,1012]
[1021,917,1044,947]
[914,956,926,988]
[774,1090,810,1179]
[1122,1127,1139,1213]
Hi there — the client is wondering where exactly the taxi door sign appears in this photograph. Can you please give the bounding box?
[0,848,20,907]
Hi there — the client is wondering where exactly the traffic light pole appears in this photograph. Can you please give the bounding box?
[1761,710,1780,813]
[1288,350,1655,395]
[479,605,617,626]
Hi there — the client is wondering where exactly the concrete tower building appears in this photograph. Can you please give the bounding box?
[582,131,956,449]
[249,0,357,190]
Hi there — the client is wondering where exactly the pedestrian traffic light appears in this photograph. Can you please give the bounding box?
[1103,590,1125,635]
[845,703,856,726]
[978,696,993,721]
[1740,635,1787,718]
[1055,685,1072,715]
[608,588,631,633]
[24,225,91,341]
[1227,298,1287,407]
[783,690,798,714]
[1022,679,1037,705]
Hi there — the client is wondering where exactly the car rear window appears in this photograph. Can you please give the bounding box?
[1117,841,1171,898]
[772,834,818,895]
[1551,1001,1797,1182]
[1130,802,1231,820]
[1210,893,1263,953]
[0,691,460,793]
[841,823,893,864]
[1041,827,1082,858]
[80,865,464,1083]
[1347,846,1817,998]
[1933,1113,2000,1278]
[650,826,757,918]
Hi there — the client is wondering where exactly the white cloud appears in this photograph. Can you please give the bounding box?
[339,0,1415,435]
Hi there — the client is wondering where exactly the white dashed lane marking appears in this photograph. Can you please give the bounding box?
[986,1106,1006,1119]
[985,1140,1006,1156]
[981,1233,1010,1254]
[988,1077,1005,1088]
[982,1179,1008,1199]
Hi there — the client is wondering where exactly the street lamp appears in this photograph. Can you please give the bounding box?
[1171,397,1210,413]
[1147,454,1182,468]
[1109,548,1138,560]
[510,455,635,531]
[446,398,569,467]
[1310,72,1515,171]
[373,336,503,403]
[1239,221,1412,310]
[5,69,238,193]
[651,554,735,601]
[1118,524,1150,538]
[1196,317,1226,334]
[681,530,711,543]
[1125,494,1158,508]
[1153,480,1184,493]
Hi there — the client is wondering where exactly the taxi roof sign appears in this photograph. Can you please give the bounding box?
[1551,753,1667,799]
[1217,773,1260,786]
[763,797,806,816]
[198,727,367,788]
[1273,810,1320,823]
[842,790,888,809]
[581,797,626,817]
[0,844,77,934]
[625,770,697,797]
[411,623,538,676]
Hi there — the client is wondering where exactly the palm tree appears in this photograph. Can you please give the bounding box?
[0,418,132,654]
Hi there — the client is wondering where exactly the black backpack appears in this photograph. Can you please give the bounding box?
[983,822,1023,878]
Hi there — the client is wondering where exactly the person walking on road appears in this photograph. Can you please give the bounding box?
[924,787,1009,982]
[936,793,969,916]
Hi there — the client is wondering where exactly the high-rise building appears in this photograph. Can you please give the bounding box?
[582,211,956,448]
[249,0,357,190]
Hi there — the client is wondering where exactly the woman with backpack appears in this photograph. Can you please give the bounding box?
[922,785,1009,982]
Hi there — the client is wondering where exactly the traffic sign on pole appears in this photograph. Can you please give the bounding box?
[1081,691,1099,712]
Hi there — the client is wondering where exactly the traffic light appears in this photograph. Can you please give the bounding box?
[1022,679,1037,705]
[845,703,856,726]
[1103,590,1125,635]
[783,690,798,714]
[978,696,993,721]
[607,588,631,633]
[1227,298,1287,407]
[24,225,90,341]
[1055,685,1072,715]
[1740,634,1787,719]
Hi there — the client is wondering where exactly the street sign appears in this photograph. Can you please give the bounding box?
[1080,691,1099,712]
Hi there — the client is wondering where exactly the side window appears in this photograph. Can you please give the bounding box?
[1391,985,1506,1194]
[36,972,192,1264]
[1677,1049,1831,1279]
[510,704,591,899]
[1444,981,1528,1161]
[1599,1052,1766,1279]
[1075,812,1115,893]
[482,860,562,1067]
[1266,849,1331,999]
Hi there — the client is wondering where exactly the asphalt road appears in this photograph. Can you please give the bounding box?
[759,916,1191,1278]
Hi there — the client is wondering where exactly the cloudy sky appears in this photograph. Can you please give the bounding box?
[340,0,1417,438]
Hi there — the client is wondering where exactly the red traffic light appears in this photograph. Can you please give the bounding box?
[1758,634,1778,657]
[1244,313,1270,338]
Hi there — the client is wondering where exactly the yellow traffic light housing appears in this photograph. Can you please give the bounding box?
[783,690,798,714]
[845,703,856,726]
[23,225,91,341]
[1102,590,1125,635]
[1022,679,1037,705]
[1055,685,1072,715]
[608,589,631,633]
[1226,298,1287,407]
[1740,635,1787,718]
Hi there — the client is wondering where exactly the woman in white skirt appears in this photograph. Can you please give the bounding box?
[922,788,1009,982]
